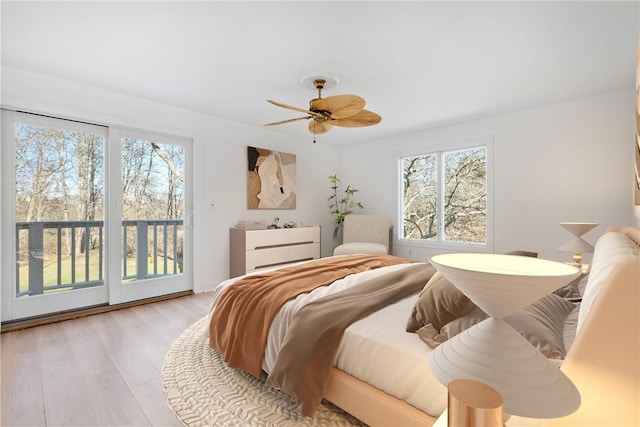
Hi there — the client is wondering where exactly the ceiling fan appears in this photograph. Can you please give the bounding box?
[264,78,382,137]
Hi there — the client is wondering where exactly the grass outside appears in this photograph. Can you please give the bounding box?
[16,248,164,294]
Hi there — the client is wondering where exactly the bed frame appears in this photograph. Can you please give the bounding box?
[324,367,436,426]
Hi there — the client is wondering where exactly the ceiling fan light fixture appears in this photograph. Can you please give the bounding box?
[299,73,339,92]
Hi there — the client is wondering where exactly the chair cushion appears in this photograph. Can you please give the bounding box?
[342,215,391,247]
[333,242,388,256]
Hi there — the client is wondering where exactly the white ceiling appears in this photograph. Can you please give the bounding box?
[2,1,638,145]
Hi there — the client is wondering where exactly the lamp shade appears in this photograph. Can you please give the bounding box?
[559,236,594,254]
[559,222,598,237]
[428,253,582,419]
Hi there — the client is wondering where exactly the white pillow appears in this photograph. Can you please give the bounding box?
[333,242,388,256]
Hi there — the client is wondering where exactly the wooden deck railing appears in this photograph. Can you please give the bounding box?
[15,219,183,297]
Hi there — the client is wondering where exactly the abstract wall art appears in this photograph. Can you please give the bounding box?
[247,146,296,209]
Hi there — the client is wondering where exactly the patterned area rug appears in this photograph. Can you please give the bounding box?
[162,316,366,426]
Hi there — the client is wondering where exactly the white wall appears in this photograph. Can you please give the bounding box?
[338,90,636,265]
[1,66,341,293]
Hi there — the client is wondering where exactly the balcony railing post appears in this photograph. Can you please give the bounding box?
[136,220,148,280]
[28,222,44,295]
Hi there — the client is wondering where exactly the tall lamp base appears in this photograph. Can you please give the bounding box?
[448,379,503,426]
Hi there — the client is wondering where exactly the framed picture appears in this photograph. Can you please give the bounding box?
[247,146,296,209]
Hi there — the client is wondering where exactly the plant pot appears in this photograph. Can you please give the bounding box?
[333,225,343,249]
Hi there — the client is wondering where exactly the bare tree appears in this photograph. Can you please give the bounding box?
[75,133,104,254]
[15,125,58,222]
[54,135,72,254]
[402,154,437,239]
[15,126,185,279]
[443,152,486,242]
[121,138,155,220]
[151,142,184,182]
[402,148,486,242]
[120,138,185,264]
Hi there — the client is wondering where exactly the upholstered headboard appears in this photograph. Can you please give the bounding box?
[604,225,640,245]
[546,227,640,426]
[577,227,640,332]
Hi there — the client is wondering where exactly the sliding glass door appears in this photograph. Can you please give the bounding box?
[1,111,108,320]
[1,111,192,322]
[107,129,192,305]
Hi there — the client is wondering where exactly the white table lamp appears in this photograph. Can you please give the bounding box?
[559,222,597,267]
[428,253,582,419]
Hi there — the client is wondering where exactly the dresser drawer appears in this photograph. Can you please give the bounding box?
[246,242,320,272]
[245,227,319,250]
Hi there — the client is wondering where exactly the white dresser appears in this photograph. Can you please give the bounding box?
[229,226,321,278]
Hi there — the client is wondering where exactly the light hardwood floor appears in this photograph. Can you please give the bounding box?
[1,292,213,427]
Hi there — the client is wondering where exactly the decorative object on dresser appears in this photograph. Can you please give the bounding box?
[229,225,320,278]
[428,253,582,419]
[236,219,267,230]
[559,222,598,267]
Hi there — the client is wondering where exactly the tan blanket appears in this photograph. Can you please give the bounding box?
[209,254,415,378]
[266,263,436,416]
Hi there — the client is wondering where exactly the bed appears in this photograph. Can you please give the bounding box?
[207,227,640,426]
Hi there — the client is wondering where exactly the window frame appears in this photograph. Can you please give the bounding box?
[396,137,494,252]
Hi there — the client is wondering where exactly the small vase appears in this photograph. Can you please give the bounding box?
[333,224,343,249]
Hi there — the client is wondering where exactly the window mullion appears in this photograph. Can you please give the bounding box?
[437,151,445,242]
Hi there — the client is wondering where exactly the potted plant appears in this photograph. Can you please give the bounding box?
[327,174,364,243]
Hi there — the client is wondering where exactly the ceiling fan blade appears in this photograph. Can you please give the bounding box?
[308,121,333,135]
[264,116,310,126]
[330,109,382,127]
[267,99,322,117]
[312,94,365,119]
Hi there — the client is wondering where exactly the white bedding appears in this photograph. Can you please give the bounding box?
[336,292,447,416]
[208,257,448,417]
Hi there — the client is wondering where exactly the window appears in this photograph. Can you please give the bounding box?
[400,144,489,246]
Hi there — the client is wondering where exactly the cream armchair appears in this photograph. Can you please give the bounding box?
[333,214,392,256]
